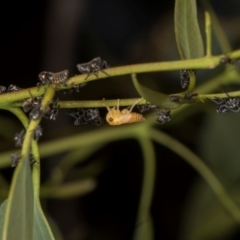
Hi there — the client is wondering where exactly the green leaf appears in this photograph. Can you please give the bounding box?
[132,74,180,109]
[0,200,7,236]
[175,0,204,59]
[33,198,55,240]
[1,156,34,240]
[46,215,64,240]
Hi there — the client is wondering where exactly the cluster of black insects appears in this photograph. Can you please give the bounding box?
[37,56,109,88]
[32,57,110,120]
[0,84,22,94]
[11,126,43,167]
[10,56,240,167]
[67,109,104,126]
[211,92,240,114]
[169,69,199,104]
[9,57,110,166]
[170,56,240,114]
[137,104,172,124]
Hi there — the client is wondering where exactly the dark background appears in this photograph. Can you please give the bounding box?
[0,0,240,239]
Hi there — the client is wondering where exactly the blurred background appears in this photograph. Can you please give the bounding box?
[0,0,240,239]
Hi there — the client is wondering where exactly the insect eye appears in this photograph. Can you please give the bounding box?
[109,118,113,122]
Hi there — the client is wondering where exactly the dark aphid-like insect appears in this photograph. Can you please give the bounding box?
[10,154,21,167]
[38,70,69,87]
[29,154,38,165]
[10,153,38,167]
[180,70,189,89]
[14,126,42,147]
[68,109,88,125]
[34,125,43,141]
[137,104,158,113]
[23,91,43,113]
[28,96,43,120]
[170,95,183,103]
[180,70,196,89]
[7,84,21,92]
[0,86,6,93]
[76,57,109,80]
[184,92,198,101]
[68,108,103,126]
[44,99,60,120]
[14,129,25,147]
[211,92,240,114]
[84,109,104,126]
[29,106,42,120]
[156,110,171,124]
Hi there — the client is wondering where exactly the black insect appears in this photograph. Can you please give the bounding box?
[68,109,87,125]
[156,110,171,124]
[29,154,38,165]
[76,57,109,80]
[216,103,230,114]
[23,91,43,113]
[10,154,21,167]
[0,86,6,93]
[184,92,198,101]
[44,99,60,120]
[170,95,183,103]
[34,125,43,141]
[7,84,21,92]
[14,129,25,147]
[179,70,196,89]
[28,96,43,120]
[29,106,41,120]
[137,104,158,113]
[68,108,103,126]
[84,109,103,125]
[37,70,69,87]
[180,70,189,89]
[211,92,240,114]
[220,56,232,65]
[10,153,38,167]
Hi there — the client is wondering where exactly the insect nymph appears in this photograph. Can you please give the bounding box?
[105,99,145,125]
[76,57,109,80]
[38,70,69,87]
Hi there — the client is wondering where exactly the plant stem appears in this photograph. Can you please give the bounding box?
[150,129,240,224]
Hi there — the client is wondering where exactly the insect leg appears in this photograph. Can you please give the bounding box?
[117,99,120,111]
[85,72,91,80]
[129,98,143,112]
[103,103,111,112]
[100,69,110,77]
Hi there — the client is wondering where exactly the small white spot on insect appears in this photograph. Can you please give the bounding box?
[104,98,145,125]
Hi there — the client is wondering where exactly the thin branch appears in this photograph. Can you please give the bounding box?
[150,129,240,225]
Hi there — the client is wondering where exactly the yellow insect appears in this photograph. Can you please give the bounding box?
[105,98,145,125]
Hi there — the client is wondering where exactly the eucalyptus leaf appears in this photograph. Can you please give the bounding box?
[132,74,180,109]
[33,198,55,240]
[1,156,34,240]
[175,0,204,59]
[46,215,64,240]
[0,200,7,236]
